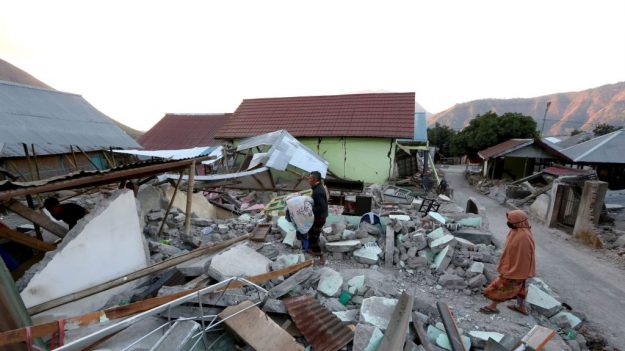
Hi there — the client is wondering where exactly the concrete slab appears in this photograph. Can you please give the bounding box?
[353,246,379,265]
[360,296,398,330]
[451,229,492,245]
[468,261,484,276]
[526,284,562,317]
[428,212,447,224]
[165,186,217,219]
[427,227,445,241]
[550,311,582,330]
[530,194,551,223]
[430,234,457,252]
[468,331,505,348]
[457,217,482,228]
[334,309,360,322]
[468,274,488,288]
[432,245,454,273]
[20,190,149,319]
[176,255,212,277]
[271,254,305,271]
[208,243,272,281]
[353,323,384,351]
[348,275,365,294]
[438,274,467,290]
[325,240,362,253]
[317,268,344,297]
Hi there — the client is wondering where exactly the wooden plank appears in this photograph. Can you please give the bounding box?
[436,302,466,351]
[411,312,434,351]
[0,222,56,252]
[27,234,251,315]
[379,291,414,351]
[521,325,556,351]
[0,259,313,348]
[385,225,395,268]
[250,223,272,242]
[5,200,68,238]
[219,301,305,351]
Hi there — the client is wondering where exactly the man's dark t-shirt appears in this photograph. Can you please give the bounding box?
[311,183,328,218]
[52,203,87,229]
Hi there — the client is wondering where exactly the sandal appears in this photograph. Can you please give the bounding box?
[479,306,500,314]
[507,304,529,316]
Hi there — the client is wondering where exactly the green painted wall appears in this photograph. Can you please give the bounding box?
[299,137,396,184]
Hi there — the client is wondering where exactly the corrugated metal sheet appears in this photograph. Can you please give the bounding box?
[215,92,415,139]
[138,114,230,150]
[560,130,625,163]
[0,80,140,157]
[478,139,533,159]
[284,295,353,351]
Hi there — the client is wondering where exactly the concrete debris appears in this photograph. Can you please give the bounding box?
[317,267,343,297]
[359,296,398,330]
[208,243,272,281]
[526,284,562,317]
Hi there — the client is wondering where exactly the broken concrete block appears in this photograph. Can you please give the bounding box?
[208,244,272,281]
[428,212,447,224]
[411,233,428,250]
[457,216,482,228]
[271,254,305,271]
[427,227,445,241]
[278,217,297,247]
[467,261,484,277]
[452,229,492,245]
[438,274,467,290]
[90,316,167,350]
[325,240,362,253]
[261,299,288,314]
[20,190,149,318]
[550,311,582,330]
[454,237,476,250]
[353,323,384,351]
[467,274,488,289]
[323,297,348,312]
[360,296,398,330]
[353,246,379,265]
[317,268,343,297]
[269,267,314,299]
[530,194,550,223]
[176,255,212,277]
[427,325,445,344]
[431,245,454,273]
[343,229,356,240]
[526,284,562,317]
[334,309,359,322]
[348,275,365,295]
[430,234,457,253]
[152,319,202,351]
[406,256,429,269]
[468,331,505,349]
[436,333,472,351]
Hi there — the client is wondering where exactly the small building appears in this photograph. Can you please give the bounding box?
[559,129,625,190]
[0,81,140,181]
[215,92,415,183]
[478,138,564,180]
[138,113,230,150]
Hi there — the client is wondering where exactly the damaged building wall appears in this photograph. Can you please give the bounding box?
[18,190,149,319]
[299,137,396,184]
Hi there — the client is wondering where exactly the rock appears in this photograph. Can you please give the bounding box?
[438,274,467,290]
[452,229,492,245]
[348,275,366,295]
[191,218,212,226]
[217,224,229,234]
[323,298,348,312]
[208,244,272,281]
[436,333,472,351]
[271,254,305,271]
[353,247,379,265]
[526,284,562,317]
[317,268,343,297]
[614,235,625,248]
[427,227,445,241]
[333,309,359,323]
[149,241,184,257]
[550,311,582,330]
[146,210,166,222]
[432,246,454,273]
[430,234,457,253]
[406,256,429,269]
[468,331,505,349]
[262,299,288,314]
[407,247,418,257]
[257,244,280,260]
[343,229,357,240]
[467,261,484,278]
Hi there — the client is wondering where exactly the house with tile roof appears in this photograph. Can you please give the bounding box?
[139,113,231,150]
[215,92,416,183]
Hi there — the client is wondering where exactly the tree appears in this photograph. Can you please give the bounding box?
[451,111,537,157]
[593,123,622,136]
[570,129,582,136]
[427,123,456,157]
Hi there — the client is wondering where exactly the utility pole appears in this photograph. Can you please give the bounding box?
[541,101,552,137]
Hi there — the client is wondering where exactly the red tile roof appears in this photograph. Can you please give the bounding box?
[139,114,230,150]
[478,139,534,159]
[215,92,415,139]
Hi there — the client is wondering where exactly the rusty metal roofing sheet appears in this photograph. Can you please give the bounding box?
[284,295,353,351]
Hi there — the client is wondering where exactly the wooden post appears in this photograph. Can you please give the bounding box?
[0,222,56,252]
[184,160,195,238]
[75,145,101,171]
[5,200,68,238]
[69,145,79,171]
[22,144,36,181]
[157,171,184,238]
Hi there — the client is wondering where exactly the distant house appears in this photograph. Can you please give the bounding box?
[558,129,625,190]
[0,81,140,181]
[214,93,416,183]
[139,113,230,150]
[478,138,565,180]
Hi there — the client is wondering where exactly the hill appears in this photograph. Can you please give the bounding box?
[429,82,625,136]
[0,58,144,140]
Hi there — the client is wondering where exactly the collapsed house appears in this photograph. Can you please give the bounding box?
[0,80,140,181]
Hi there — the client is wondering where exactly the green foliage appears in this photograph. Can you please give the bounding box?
[570,129,582,136]
[427,123,456,157]
[451,111,537,157]
[592,123,622,136]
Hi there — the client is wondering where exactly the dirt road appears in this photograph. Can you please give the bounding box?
[444,165,625,349]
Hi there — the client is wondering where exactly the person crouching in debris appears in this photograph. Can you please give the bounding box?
[479,209,535,315]
[43,197,88,230]
[285,194,315,252]
[307,171,328,264]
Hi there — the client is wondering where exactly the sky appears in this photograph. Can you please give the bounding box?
[2,0,625,132]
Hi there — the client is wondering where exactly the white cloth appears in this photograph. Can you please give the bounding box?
[285,195,314,234]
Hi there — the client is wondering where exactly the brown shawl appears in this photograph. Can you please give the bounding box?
[497,210,536,280]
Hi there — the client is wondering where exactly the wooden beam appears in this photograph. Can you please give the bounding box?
[183,160,195,238]
[0,259,313,348]
[4,200,68,238]
[378,291,414,351]
[411,312,434,351]
[157,171,183,238]
[0,222,56,252]
[521,325,556,351]
[436,302,466,351]
[27,234,251,315]
[385,225,395,269]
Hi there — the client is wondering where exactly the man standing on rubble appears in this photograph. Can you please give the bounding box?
[43,197,88,230]
[307,171,328,265]
[479,210,535,315]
